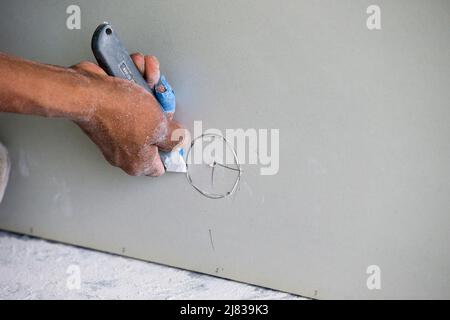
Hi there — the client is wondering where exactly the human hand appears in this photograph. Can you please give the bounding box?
[71,54,184,177]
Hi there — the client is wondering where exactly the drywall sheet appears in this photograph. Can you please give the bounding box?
[1,0,450,299]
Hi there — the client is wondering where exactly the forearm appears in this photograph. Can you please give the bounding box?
[0,52,93,121]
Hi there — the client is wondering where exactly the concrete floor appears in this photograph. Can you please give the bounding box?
[0,231,302,300]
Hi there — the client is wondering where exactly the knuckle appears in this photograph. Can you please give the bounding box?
[146,164,164,177]
[146,55,160,67]
[131,52,143,58]
[123,163,144,176]
[75,61,95,69]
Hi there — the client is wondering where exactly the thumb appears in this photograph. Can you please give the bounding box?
[156,120,186,152]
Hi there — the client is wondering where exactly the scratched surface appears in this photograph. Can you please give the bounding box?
[1,0,450,299]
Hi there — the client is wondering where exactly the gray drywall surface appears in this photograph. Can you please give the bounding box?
[0,231,301,299]
[0,0,449,299]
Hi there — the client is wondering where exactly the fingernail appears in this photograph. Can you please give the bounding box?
[154,75,176,114]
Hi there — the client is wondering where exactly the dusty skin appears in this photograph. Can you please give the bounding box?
[0,52,184,176]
